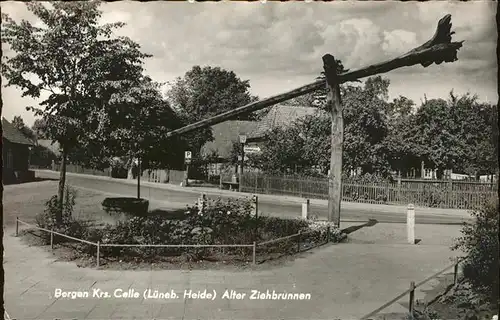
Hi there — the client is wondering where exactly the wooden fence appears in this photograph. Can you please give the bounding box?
[50,163,186,185]
[240,173,497,210]
[52,163,112,177]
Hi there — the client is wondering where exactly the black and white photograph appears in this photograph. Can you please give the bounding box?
[1,1,498,319]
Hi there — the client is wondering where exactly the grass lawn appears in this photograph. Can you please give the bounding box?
[4,180,116,229]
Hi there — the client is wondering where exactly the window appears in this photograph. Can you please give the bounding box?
[5,148,13,169]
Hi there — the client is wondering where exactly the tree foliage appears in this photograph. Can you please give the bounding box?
[452,199,499,304]
[166,66,259,157]
[409,92,498,178]
[1,1,155,220]
[2,1,152,157]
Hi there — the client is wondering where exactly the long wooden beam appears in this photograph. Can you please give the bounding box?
[165,14,463,139]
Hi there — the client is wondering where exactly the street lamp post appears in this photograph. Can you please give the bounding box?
[28,146,33,168]
[239,134,247,192]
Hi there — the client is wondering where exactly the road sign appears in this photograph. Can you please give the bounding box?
[239,135,247,144]
[243,146,261,154]
[238,155,249,161]
[185,151,192,159]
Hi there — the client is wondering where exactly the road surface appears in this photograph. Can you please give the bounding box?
[36,171,469,225]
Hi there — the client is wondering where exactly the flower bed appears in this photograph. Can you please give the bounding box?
[32,194,347,267]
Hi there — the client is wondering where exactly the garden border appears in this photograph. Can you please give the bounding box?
[16,217,335,268]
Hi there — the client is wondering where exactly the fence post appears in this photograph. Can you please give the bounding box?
[254,174,258,193]
[96,241,100,269]
[15,217,19,237]
[301,199,310,220]
[409,281,416,315]
[326,226,330,243]
[252,242,256,265]
[50,231,54,250]
[453,262,459,285]
[397,173,402,203]
[407,204,415,244]
[297,231,301,253]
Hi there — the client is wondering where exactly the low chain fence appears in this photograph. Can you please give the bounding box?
[361,258,463,320]
[15,217,336,268]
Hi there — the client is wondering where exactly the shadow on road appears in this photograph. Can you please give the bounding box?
[341,219,378,235]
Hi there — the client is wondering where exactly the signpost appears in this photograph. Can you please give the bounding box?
[243,146,261,154]
[239,135,247,192]
[184,151,192,187]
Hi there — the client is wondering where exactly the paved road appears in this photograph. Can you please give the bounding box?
[36,171,469,225]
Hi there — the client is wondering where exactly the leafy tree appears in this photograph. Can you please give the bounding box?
[447,93,497,177]
[93,76,185,175]
[383,96,420,175]
[247,124,310,175]
[410,92,498,179]
[410,98,460,178]
[31,118,49,139]
[2,1,150,222]
[342,77,390,175]
[166,66,259,158]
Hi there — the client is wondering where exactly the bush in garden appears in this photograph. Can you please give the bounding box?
[35,186,90,244]
[33,194,347,263]
[452,198,499,304]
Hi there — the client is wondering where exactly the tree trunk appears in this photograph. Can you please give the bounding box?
[323,54,343,227]
[57,146,68,224]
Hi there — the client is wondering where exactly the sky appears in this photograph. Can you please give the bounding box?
[1,1,497,126]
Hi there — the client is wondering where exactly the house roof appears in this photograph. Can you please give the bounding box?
[1,118,35,145]
[201,120,258,159]
[37,139,61,157]
[248,104,324,139]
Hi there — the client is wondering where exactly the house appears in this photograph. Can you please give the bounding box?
[201,104,320,163]
[200,120,258,176]
[2,117,36,184]
[247,104,322,143]
[199,104,322,182]
[34,139,61,169]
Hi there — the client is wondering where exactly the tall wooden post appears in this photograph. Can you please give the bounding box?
[137,158,141,199]
[323,54,343,227]
[239,143,245,192]
[184,163,190,187]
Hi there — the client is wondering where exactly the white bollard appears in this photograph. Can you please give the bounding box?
[407,204,415,244]
[302,199,310,220]
[251,195,258,217]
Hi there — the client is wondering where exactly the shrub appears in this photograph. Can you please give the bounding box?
[35,186,91,244]
[452,198,499,303]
